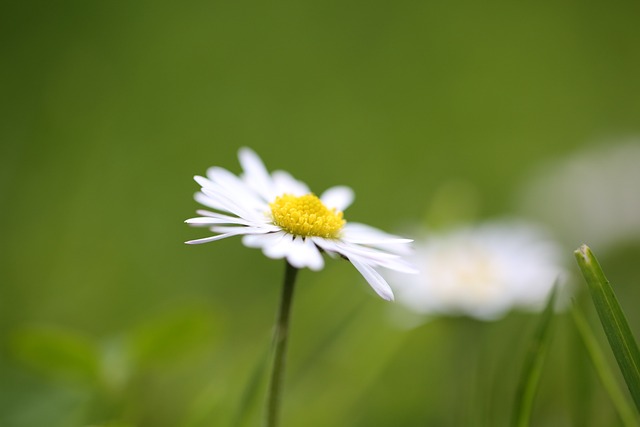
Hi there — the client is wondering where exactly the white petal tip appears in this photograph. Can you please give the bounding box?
[184,217,211,224]
[238,147,259,162]
[377,289,395,301]
[194,175,208,186]
[184,219,204,227]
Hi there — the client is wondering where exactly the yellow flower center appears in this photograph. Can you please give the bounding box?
[270,193,345,238]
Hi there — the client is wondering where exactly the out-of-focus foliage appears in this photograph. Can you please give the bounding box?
[11,326,101,386]
[2,0,640,425]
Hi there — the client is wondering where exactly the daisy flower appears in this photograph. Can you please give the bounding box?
[391,221,567,320]
[185,147,415,300]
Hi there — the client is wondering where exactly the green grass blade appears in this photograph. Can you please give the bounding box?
[571,304,640,426]
[574,244,640,412]
[511,286,557,427]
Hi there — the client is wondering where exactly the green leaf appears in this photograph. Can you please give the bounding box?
[10,325,101,385]
[511,285,557,427]
[571,304,639,426]
[574,244,640,413]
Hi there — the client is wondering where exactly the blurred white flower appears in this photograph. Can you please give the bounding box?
[518,140,640,252]
[391,221,566,320]
[185,147,416,300]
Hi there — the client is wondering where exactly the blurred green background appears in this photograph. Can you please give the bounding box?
[2,0,640,426]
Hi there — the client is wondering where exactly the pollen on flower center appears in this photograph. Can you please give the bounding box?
[270,193,346,238]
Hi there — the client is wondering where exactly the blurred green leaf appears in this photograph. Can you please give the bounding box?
[230,346,270,427]
[574,244,640,413]
[178,380,226,427]
[511,286,557,427]
[10,325,100,385]
[571,304,639,426]
[128,303,219,368]
[98,337,132,394]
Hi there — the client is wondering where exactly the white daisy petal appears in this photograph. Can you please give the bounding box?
[350,257,395,301]
[196,187,266,222]
[369,257,419,274]
[238,147,275,201]
[303,239,325,271]
[210,225,278,235]
[285,237,324,271]
[320,186,354,211]
[342,222,409,241]
[185,233,239,245]
[314,238,417,274]
[194,175,213,189]
[195,209,226,218]
[242,231,287,248]
[194,191,228,212]
[205,166,266,210]
[185,217,254,226]
[194,210,271,225]
[263,234,296,259]
[201,187,265,223]
[332,239,402,261]
[310,238,345,258]
[342,222,413,254]
[272,170,311,196]
[205,166,235,183]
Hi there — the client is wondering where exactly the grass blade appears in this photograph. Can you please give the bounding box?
[571,304,640,426]
[511,285,557,427]
[574,244,640,412]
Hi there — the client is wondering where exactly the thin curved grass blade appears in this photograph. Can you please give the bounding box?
[574,244,640,413]
[511,285,558,427]
[571,304,640,426]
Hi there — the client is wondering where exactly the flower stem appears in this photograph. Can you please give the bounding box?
[265,261,299,427]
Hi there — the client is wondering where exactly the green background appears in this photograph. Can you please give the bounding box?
[2,0,640,426]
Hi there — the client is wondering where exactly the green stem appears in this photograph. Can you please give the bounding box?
[265,261,299,427]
